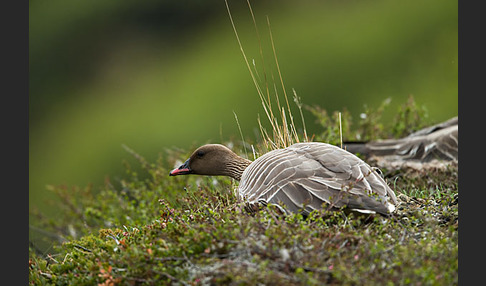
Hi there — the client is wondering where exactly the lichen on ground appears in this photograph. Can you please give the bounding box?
[29,99,458,285]
[29,149,458,285]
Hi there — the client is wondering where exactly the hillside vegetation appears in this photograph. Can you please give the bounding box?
[29,98,458,285]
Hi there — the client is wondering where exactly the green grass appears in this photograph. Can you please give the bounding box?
[29,127,458,284]
[29,2,457,283]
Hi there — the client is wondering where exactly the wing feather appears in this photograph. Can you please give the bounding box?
[238,142,397,216]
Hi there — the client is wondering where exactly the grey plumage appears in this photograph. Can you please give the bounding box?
[344,116,458,162]
[170,142,397,217]
[239,142,397,217]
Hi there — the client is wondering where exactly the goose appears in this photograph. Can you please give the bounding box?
[169,142,397,217]
[344,116,458,163]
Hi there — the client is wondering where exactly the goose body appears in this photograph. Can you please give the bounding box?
[170,142,397,216]
[344,116,458,162]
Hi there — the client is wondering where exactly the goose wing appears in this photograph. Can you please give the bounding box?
[238,142,397,216]
[344,117,458,162]
[364,124,458,161]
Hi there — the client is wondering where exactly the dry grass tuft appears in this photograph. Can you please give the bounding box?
[225,0,310,153]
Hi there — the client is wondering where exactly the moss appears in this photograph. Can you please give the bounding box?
[29,101,457,285]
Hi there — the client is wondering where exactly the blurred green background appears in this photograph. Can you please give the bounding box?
[30,0,457,218]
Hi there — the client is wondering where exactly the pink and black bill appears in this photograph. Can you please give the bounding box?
[169,159,192,176]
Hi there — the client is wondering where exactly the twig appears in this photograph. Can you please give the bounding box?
[121,144,150,169]
[234,111,249,159]
[154,256,189,262]
[153,271,190,286]
[339,112,343,149]
[73,244,92,253]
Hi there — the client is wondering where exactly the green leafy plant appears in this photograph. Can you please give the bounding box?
[29,138,458,285]
[391,95,429,138]
[30,2,456,285]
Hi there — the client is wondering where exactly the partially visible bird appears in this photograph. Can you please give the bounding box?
[344,117,458,165]
[170,142,397,217]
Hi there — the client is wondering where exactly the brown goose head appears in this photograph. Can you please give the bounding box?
[169,144,252,181]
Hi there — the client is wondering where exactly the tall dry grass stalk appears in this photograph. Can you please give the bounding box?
[224,0,309,152]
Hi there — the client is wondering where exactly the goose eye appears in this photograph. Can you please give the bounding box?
[196,150,205,158]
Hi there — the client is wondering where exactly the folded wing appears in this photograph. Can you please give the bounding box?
[238,142,397,216]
